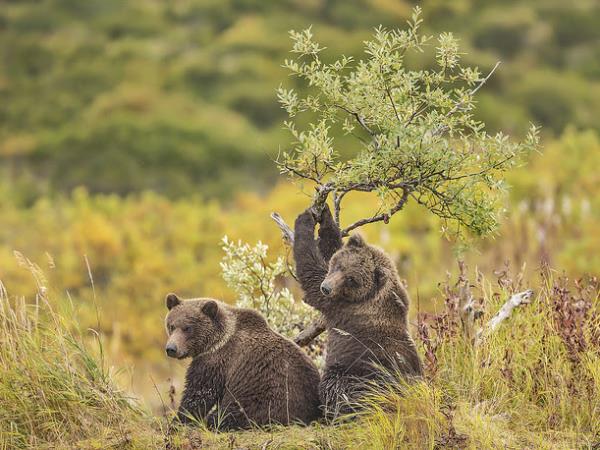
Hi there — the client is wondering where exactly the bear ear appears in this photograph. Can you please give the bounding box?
[202,300,219,319]
[374,267,390,289]
[166,293,182,310]
[347,234,365,248]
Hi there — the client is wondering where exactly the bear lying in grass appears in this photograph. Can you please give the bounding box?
[294,205,423,418]
[164,294,321,430]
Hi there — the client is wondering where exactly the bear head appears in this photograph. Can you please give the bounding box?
[164,294,234,359]
[320,234,390,302]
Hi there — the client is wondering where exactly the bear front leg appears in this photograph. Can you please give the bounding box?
[294,209,331,312]
[177,364,224,425]
[320,370,366,421]
[177,385,222,425]
[317,204,342,263]
[205,396,251,430]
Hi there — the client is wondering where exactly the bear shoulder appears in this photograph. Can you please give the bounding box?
[229,306,271,333]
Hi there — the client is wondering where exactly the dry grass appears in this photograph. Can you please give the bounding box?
[1,261,599,449]
[0,263,158,449]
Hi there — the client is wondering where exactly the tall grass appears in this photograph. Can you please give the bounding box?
[0,259,598,449]
[357,266,600,449]
[0,267,155,449]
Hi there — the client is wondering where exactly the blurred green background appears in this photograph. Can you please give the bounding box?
[2,0,600,199]
[1,0,599,407]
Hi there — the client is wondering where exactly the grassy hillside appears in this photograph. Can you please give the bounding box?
[1,0,600,199]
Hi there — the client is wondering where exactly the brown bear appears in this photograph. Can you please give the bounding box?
[164,294,321,430]
[293,205,423,419]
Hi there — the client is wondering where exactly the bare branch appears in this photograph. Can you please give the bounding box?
[448,61,501,117]
[270,212,294,245]
[333,190,346,226]
[477,289,534,342]
[341,187,410,236]
[457,261,476,342]
[468,61,502,97]
[313,184,334,215]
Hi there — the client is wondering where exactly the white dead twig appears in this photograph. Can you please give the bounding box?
[271,212,295,245]
[476,289,534,342]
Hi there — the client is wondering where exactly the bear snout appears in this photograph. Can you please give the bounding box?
[320,281,333,296]
[321,271,344,296]
[165,343,178,358]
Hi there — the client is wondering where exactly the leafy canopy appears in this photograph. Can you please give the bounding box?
[277,7,539,238]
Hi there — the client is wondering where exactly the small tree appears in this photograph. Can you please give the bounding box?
[224,9,540,347]
[276,7,538,238]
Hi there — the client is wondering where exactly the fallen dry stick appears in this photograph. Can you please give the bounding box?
[294,316,327,346]
[477,289,534,342]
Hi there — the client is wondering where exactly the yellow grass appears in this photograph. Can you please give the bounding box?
[1,262,598,449]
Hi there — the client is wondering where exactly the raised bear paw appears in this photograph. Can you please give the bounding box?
[295,207,317,230]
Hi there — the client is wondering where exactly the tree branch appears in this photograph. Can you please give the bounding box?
[447,61,501,117]
[334,104,374,136]
[341,187,410,236]
[457,261,477,342]
[333,190,346,226]
[294,316,327,347]
[432,61,501,137]
[443,153,516,182]
[381,65,401,124]
[270,212,295,245]
[476,289,534,343]
[313,184,333,215]
[279,160,321,184]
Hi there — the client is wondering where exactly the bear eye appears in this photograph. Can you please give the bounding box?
[182,325,192,333]
[168,325,175,333]
[346,276,360,288]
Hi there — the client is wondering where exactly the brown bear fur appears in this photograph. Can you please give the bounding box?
[293,206,423,418]
[164,295,321,429]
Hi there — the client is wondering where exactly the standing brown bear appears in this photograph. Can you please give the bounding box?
[164,294,321,429]
[293,206,423,418]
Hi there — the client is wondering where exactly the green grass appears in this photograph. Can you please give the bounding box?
[1,265,598,449]
[0,275,158,449]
